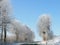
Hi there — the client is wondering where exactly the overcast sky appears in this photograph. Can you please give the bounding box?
[10,0,60,41]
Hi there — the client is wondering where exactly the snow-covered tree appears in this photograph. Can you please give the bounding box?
[37,14,53,41]
[0,0,35,42]
[10,19,35,42]
[22,25,35,42]
[0,0,12,42]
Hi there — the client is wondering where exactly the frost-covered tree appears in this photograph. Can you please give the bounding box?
[0,0,35,42]
[22,25,35,42]
[0,0,12,42]
[37,14,53,41]
[10,19,35,42]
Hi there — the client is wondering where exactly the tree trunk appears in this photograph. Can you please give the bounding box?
[4,25,6,42]
[1,25,3,42]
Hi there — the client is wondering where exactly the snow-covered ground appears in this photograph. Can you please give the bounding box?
[37,36,60,45]
[0,34,60,45]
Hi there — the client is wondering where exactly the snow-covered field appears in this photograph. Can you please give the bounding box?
[0,36,60,45]
[37,36,60,45]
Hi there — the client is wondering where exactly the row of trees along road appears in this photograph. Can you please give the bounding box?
[0,0,35,42]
